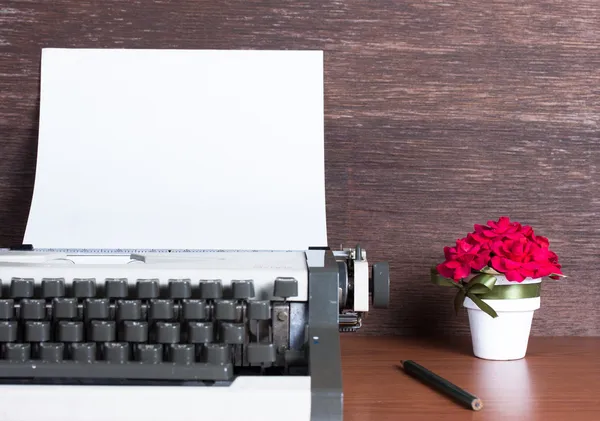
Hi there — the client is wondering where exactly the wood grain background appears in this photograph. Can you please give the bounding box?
[1,1,599,336]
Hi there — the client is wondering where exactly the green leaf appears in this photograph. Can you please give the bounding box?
[430,267,461,287]
[468,284,493,294]
[435,278,459,287]
[465,273,497,291]
[479,266,501,275]
[453,289,466,315]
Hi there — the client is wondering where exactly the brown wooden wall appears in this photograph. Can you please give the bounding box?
[1,1,599,336]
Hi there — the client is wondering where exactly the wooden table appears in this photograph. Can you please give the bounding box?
[341,336,600,420]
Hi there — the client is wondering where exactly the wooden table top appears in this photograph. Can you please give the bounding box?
[341,335,600,421]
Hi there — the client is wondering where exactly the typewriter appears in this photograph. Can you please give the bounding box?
[0,243,389,421]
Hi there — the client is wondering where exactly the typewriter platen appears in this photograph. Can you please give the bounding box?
[0,244,389,421]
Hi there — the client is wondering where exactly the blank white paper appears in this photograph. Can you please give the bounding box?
[24,48,327,250]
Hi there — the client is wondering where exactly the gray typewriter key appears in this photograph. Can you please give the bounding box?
[122,321,148,343]
[41,278,65,298]
[149,299,174,320]
[57,321,84,342]
[10,278,34,298]
[199,280,223,299]
[203,343,230,365]
[73,278,97,298]
[20,299,47,320]
[0,321,18,342]
[220,322,246,344]
[5,343,30,361]
[116,300,142,321]
[155,322,181,344]
[71,342,96,362]
[136,279,160,299]
[24,321,51,342]
[84,299,110,320]
[39,342,64,362]
[136,344,162,363]
[170,344,195,364]
[248,300,271,320]
[274,277,298,299]
[232,280,255,299]
[90,320,116,342]
[182,299,207,320]
[0,299,14,319]
[168,279,192,299]
[247,343,276,365]
[187,322,213,343]
[214,299,237,320]
[104,342,129,363]
[105,278,128,298]
[53,298,78,319]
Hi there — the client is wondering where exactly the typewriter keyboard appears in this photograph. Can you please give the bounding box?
[0,277,299,383]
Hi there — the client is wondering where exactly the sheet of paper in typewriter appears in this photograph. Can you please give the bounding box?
[24,48,327,251]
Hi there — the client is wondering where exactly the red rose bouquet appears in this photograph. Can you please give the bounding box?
[432,216,564,318]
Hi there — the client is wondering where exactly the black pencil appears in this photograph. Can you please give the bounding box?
[400,360,483,411]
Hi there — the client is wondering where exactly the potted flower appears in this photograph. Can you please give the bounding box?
[431,216,564,360]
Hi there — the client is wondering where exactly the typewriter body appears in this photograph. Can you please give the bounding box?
[0,244,389,421]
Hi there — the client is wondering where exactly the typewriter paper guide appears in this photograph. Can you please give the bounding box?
[24,48,327,251]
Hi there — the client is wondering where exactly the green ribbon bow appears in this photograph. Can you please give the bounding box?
[431,267,541,318]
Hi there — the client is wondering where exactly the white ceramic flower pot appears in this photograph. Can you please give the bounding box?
[463,276,541,360]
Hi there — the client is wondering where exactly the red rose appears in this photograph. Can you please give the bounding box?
[436,238,491,282]
[465,231,493,250]
[474,216,535,242]
[490,237,562,282]
[529,232,550,249]
[474,216,522,239]
[436,216,563,282]
[531,246,562,278]
[490,238,535,281]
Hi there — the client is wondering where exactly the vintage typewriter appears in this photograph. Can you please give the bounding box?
[0,243,389,421]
